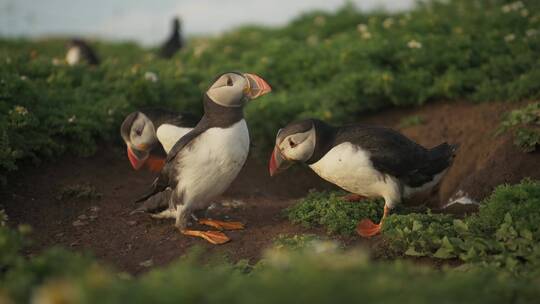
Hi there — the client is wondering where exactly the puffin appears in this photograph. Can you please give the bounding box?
[269,119,457,237]
[159,17,183,59]
[120,109,200,172]
[134,72,272,244]
[65,38,100,66]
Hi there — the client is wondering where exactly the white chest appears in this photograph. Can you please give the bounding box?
[156,124,193,153]
[66,47,81,66]
[309,142,398,201]
[176,120,250,208]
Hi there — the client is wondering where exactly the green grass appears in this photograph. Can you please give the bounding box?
[2,0,540,183]
[398,115,425,128]
[497,102,540,152]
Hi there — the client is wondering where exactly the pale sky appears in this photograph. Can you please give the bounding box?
[0,0,415,46]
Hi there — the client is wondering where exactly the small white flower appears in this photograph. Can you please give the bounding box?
[13,106,28,115]
[502,1,524,13]
[502,4,512,13]
[383,18,394,29]
[20,75,28,81]
[356,23,368,33]
[307,35,319,45]
[144,71,158,82]
[68,115,76,123]
[51,58,62,66]
[521,9,529,17]
[407,40,422,49]
[526,29,538,37]
[314,15,326,26]
[107,109,115,116]
[504,34,516,42]
[6,57,11,64]
[361,31,372,39]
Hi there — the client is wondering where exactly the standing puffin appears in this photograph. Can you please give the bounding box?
[159,17,183,59]
[134,72,271,244]
[269,119,457,237]
[65,39,100,66]
[120,109,200,172]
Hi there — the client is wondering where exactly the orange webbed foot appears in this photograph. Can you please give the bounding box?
[198,219,245,231]
[181,229,230,245]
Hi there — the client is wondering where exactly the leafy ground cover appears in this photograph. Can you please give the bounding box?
[1,0,540,183]
[287,179,540,277]
[497,101,540,152]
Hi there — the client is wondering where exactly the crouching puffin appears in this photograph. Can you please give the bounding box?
[269,119,457,237]
[120,109,200,172]
[134,72,271,244]
[65,39,100,66]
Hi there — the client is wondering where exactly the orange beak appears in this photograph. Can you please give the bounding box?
[127,146,147,170]
[244,73,272,99]
[269,145,292,177]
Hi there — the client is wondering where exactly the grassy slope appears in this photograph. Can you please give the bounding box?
[1,0,540,182]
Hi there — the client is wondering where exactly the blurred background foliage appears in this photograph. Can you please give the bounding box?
[1,0,540,183]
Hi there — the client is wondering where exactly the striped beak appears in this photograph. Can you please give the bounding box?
[269,145,292,177]
[243,73,272,99]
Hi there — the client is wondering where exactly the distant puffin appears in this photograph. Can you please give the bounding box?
[134,72,272,244]
[159,17,183,59]
[120,109,200,172]
[65,38,100,66]
[269,119,457,237]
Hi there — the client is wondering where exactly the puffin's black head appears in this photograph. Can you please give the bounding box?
[173,17,181,31]
[269,119,319,176]
[120,111,158,170]
[205,72,272,108]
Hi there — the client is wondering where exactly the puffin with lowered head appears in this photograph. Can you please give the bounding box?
[120,109,200,172]
[269,119,457,237]
[134,72,271,244]
[65,38,100,66]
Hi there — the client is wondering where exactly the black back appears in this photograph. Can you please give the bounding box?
[301,119,456,187]
[159,17,183,59]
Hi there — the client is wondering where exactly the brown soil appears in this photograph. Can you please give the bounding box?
[2,101,538,274]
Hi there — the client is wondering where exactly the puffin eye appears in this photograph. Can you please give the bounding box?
[226,76,233,86]
[134,127,143,136]
[289,138,297,148]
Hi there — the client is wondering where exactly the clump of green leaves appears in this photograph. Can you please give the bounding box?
[383,179,540,276]
[56,183,102,201]
[398,115,425,129]
[286,191,384,235]
[273,234,323,251]
[497,102,540,152]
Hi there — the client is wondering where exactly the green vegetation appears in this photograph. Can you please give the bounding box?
[498,102,540,152]
[398,115,425,128]
[56,183,102,201]
[287,179,540,276]
[2,0,540,183]
[286,191,384,235]
[1,226,540,303]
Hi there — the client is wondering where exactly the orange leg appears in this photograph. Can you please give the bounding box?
[340,193,367,202]
[181,229,231,245]
[356,205,390,238]
[198,219,245,231]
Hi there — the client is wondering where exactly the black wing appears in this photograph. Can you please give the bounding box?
[334,125,434,184]
[142,108,200,129]
[134,126,205,203]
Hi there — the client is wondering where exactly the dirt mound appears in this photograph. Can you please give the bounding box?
[1,101,538,274]
[359,101,540,207]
